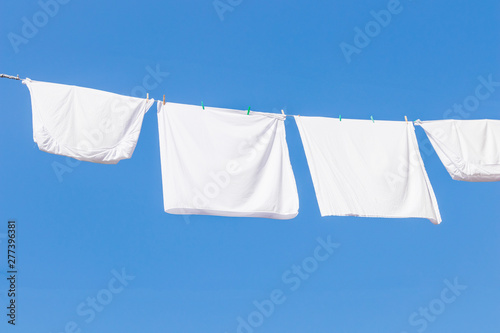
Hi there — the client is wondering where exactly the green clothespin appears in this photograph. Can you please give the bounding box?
[339,115,342,121]
[371,115,374,123]
[247,106,251,115]
[202,101,204,110]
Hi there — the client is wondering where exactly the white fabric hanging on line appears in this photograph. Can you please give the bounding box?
[415,119,500,182]
[295,116,441,224]
[23,78,154,164]
[157,102,299,219]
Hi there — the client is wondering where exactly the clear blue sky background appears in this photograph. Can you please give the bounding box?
[1,0,500,332]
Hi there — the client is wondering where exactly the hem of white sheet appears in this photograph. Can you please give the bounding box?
[33,127,140,164]
[319,212,441,225]
[34,128,139,163]
[450,171,500,182]
[164,207,298,220]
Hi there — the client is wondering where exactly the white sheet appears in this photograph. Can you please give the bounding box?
[416,119,500,182]
[295,116,441,224]
[157,102,299,219]
[23,78,154,164]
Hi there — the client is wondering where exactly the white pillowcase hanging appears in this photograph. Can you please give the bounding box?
[23,78,154,164]
[295,116,442,224]
[415,119,500,182]
[157,102,299,219]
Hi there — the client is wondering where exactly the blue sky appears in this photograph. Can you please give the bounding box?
[1,0,500,332]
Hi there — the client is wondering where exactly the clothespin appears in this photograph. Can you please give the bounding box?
[202,101,204,110]
[371,115,374,123]
[404,116,408,123]
[146,93,149,100]
[163,95,165,105]
[247,106,251,115]
[339,115,342,121]
[281,109,285,115]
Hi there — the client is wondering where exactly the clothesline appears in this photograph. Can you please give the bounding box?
[3,75,500,223]
[0,73,21,80]
[1,73,413,122]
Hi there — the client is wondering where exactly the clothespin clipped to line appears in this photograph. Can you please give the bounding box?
[163,95,165,105]
[247,106,251,115]
[202,101,204,110]
[339,115,342,121]
[281,109,285,115]
[146,93,149,100]
[371,115,374,123]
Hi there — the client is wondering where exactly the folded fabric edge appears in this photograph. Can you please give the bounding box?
[23,78,152,102]
[37,143,121,164]
[162,102,286,120]
[164,207,298,220]
[451,172,500,182]
[144,98,155,113]
[319,212,441,224]
[406,123,442,224]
